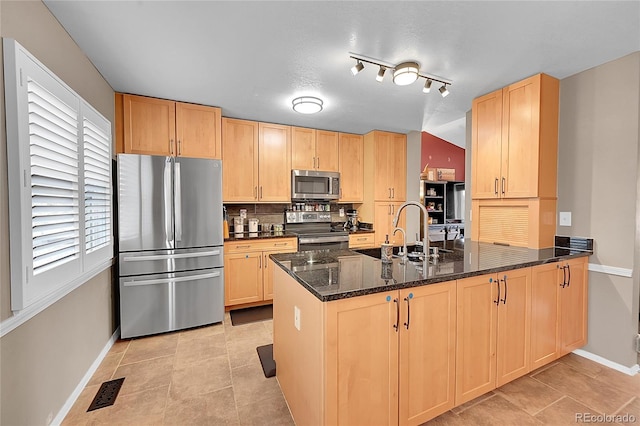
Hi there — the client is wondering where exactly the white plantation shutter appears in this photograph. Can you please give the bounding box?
[4,39,113,315]
[83,113,111,254]
[28,78,81,274]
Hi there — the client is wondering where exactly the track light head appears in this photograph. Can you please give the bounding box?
[423,79,432,93]
[439,84,450,97]
[376,66,386,82]
[351,60,364,76]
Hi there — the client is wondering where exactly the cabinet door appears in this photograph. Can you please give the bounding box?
[258,123,291,202]
[530,263,561,370]
[455,274,498,405]
[399,282,456,425]
[471,89,502,199]
[374,202,405,247]
[222,118,259,202]
[175,102,221,159]
[495,268,531,387]
[373,132,395,201]
[501,76,540,198]
[338,133,364,202]
[291,127,315,170]
[224,252,263,306]
[324,291,399,426]
[391,133,407,201]
[559,257,588,355]
[123,94,175,156]
[315,130,339,172]
[263,247,296,301]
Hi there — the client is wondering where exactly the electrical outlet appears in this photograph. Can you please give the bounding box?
[339,208,345,217]
[559,212,572,226]
[294,306,301,331]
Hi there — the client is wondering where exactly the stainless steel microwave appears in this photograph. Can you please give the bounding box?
[291,170,340,201]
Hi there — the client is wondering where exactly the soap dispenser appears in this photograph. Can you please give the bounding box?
[381,234,393,263]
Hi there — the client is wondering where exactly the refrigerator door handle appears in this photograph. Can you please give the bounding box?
[164,159,174,245]
[175,161,183,242]
[122,250,222,262]
[123,271,221,287]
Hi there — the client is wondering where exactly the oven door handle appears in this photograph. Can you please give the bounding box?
[298,236,349,245]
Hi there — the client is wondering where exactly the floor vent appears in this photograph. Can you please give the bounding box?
[87,378,125,412]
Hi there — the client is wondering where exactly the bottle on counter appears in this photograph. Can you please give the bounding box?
[381,234,393,263]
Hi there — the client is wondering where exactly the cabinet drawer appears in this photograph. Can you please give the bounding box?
[225,237,297,254]
[349,234,375,248]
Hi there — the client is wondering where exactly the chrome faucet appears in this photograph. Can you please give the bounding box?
[392,227,407,263]
[392,201,430,273]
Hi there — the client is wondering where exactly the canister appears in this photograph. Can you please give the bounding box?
[248,218,259,233]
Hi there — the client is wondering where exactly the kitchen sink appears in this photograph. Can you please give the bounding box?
[354,245,464,262]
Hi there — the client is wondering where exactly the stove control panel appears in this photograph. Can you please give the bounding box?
[285,211,332,224]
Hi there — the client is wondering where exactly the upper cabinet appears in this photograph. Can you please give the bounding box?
[117,93,221,159]
[471,74,559,199]
[338,132,364,203]
[222,119,291,203]
[365,130,407,201]
[291,127,339,172]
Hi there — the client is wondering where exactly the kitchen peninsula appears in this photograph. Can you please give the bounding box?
[270,238,592,425]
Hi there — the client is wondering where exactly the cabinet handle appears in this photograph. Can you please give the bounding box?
[170,139,174,156]
[357,237,366,241]
[178,139,182,156]
[501,177,506,195]
[403,294,412,330]
[392,188,395,199]
[494,178,498,195]
[393,298,400,332]
[264,254,268,269]
[492,277,500,306]
[566,264,571,287]
[317,157,320,169]
[235,245,251,249]
[260,186,263,199]
[254,186,257,199]
[500,275,507,304]
[340,188,343,198]
[259,254,262,268]
[559,264,567,288]
[389,188,392,199]
[273,242,288,247]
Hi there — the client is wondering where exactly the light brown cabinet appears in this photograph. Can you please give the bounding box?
[224,238,297,307]
[530,257,588,369]
[221,119,291,202]
[291,127,338,172]
[118,93,221,158]
[455,268,531,405]
[338,132,364,202]
[374,202,407,247]
[471,73,559,199]
[348,233,375,249]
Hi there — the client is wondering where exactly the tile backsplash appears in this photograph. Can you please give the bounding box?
[224,203,354,230]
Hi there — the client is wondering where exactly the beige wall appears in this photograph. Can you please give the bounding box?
[0,1,116,424]
[557,51,640,367]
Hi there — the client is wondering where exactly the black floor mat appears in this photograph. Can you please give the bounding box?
[87,378,125,411]
[257,344,276,378]
[230,305,273,326]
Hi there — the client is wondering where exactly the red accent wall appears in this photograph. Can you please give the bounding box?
[421,132,465,181]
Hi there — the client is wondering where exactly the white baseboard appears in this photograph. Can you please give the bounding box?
[573,348,640,376]
[51,327,121,426]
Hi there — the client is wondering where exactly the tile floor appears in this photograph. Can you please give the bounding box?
[64,312,640,425]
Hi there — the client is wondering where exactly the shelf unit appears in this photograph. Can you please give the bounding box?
[422,181,446,225]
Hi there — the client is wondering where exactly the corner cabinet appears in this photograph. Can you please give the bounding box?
[117,93,221,159]
[221,119,291,203]
[291,127,339,172]
[338,132,364,202]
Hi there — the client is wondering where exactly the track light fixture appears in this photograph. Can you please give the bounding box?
[349,52,452,96]
[351,60,364,76]
[423,79,432,93]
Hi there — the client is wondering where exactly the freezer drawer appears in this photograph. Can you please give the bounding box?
[120,268,224,338]
[119,246,224,276]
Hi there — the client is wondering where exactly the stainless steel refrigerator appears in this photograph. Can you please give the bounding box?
[117,154,224,338]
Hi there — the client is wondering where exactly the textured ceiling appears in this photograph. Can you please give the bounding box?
[43,1,640,148]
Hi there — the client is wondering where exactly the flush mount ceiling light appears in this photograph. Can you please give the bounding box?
[292,96,323,114]
[348,52,452,96]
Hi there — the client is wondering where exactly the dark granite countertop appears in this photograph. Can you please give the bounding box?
[270,239,593,302]
[225,231,297,242]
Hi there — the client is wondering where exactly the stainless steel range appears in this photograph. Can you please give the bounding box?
[285,211,349,251]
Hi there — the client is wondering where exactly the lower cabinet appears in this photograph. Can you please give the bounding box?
[530,257,588,369]
[224,238,297,307]
[324,281,457,425]
[455,268,531,405]
[348,233,375,249]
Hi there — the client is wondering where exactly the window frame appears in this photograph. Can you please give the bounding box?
[3,38,113,316]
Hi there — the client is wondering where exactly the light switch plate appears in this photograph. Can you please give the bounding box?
[559,212,572,226]
[339,208,345,217]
